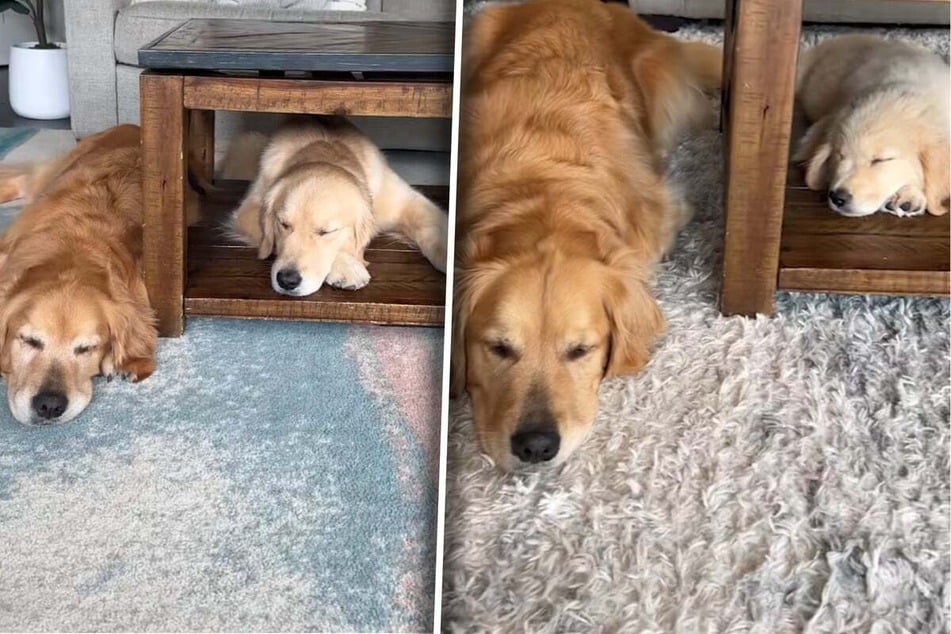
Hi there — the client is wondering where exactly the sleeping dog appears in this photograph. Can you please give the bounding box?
[228,116,448,296]
[0,125,157,425]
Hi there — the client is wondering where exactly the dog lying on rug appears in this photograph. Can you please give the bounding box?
[0,125,157,425]
[227,116,448,297]
[795,34,950,218]
[451,0,722,470]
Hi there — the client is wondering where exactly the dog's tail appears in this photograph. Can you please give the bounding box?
[219,131,269,182]
[187,129,269,206]
[633,38,723,156]
[0,162,52,205]
[678,40,723,95]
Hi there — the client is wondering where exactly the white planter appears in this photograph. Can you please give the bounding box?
[9,42,69,120]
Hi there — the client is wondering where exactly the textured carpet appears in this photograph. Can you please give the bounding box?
[0,128,442,632]
[443,19,951,633]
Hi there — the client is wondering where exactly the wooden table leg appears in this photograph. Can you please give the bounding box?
[719,0,803,316]
[140,72,187,337]
[188,109,215,184]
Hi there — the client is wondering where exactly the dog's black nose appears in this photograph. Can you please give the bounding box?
[511,430,560,463]
[828,188,852,209]
[32,391,67,421]
[276,268,302,291]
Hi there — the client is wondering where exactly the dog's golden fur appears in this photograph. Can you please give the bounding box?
[795,35,950,217]
[228,116,447,296]
[452,0,721,470]
[0,124,156,425]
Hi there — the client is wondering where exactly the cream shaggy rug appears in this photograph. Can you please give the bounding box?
[442,18,950,633]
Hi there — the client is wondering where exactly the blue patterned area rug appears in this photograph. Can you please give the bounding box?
[0,129,442,632]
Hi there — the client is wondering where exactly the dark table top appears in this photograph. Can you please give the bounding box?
[138,19,455,74]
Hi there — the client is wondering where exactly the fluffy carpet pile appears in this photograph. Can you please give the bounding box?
[442,18,950,633]
[0,129,442,632]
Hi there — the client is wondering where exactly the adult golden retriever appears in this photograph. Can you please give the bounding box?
[795,35,950,217]
[0,124,156,425]
[229,116,447,296]
[451,0,721,470]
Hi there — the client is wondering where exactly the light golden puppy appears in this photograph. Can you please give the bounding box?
[452,0,722,470]
[795,35,950,217]
[0,125,157,425]
[229,117,447,296]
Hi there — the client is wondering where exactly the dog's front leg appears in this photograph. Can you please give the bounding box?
[326,251,371,290]
[401,193,448,273]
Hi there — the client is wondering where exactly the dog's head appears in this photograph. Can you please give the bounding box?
[797,90,949,217]
[257,166,374,296]
[0,260,156,426]
[451,247,663,471]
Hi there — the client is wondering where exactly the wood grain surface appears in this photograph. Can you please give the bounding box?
[719,0,805,316]
[139,19,454,74]
[182,76,452,118]
[141,72,188,337]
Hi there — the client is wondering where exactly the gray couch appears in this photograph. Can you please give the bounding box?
[62,0,455,178]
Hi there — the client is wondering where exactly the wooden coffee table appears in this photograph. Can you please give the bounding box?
[138,19,453,336]
[720,0,950,316]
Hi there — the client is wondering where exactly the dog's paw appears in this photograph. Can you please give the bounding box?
[420,238,447,273]
[119,357,155,383]
[100,354,118,381]
[883,185,927,217]
[412,224,448,273]
[99,355,153,382]
[326,254,371,290]
[927,191,950,217]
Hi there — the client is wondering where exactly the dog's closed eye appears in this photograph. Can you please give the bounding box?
[565,344,593,361]
[871,157,894,165]
[19,335,43,350]
[74,344,97,356]
[487,340,517,360]
[278,219,291,231]
[316,227,340,237]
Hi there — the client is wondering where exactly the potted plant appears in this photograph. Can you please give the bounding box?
[0,0,68,120]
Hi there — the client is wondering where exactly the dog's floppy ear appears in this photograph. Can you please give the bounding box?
[0,290,28,375]
[102,265,157,382]
[257,196,277,260]
[603,265,665,378]
[352,197,376,257]
[920,136,950,216]
[0,243,30,371]
[449,259,501,398]
[449,268,475,399]
[796,116,834,191]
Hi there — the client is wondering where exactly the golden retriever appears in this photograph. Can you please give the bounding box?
[228,116,448,296]
[451,0,722,470]
[795,35,950,217]
[0,124,156,425]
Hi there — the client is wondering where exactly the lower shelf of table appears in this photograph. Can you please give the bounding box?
[183,183,447,327]
[778,185,950,296]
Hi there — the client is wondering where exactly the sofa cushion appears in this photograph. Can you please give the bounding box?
[116,2,388,66]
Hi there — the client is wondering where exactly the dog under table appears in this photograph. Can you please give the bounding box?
[138,19,454,336]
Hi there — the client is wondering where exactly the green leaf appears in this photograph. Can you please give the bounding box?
[0,0,30,15]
